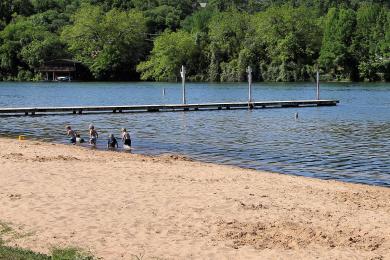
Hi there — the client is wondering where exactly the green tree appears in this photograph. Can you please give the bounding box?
[251,5,322,81]
[319,7,358,80]
[137,30,198,81]
[1,0,389,82]
[61,4,147,79]
[144,5,182,33]
[352,4,389,81]
[130,0,195,17]
[0,0,34,23]
[207,0,270,12]
[0,16,66,80]
[29,10,71,33]
[85,0,134,11]
[181,8,215,34]
[207,10,251,81]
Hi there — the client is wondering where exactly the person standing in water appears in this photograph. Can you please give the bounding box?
[66,125,76,144]
[89,124,99,146]
[107,134,119,149]
[121,128,131,147]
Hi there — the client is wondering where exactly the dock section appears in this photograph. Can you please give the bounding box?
[0,100,339,116]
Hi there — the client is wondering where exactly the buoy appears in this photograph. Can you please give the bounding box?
[18,135,26,141]
[295,112,299,120]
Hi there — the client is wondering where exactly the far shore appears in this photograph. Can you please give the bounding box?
[0,137,389,259]
[1,79,389,83]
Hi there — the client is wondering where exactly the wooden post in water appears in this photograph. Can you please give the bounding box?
[316,69,320,100]
[181,65,186,104]
[246,66,253,108]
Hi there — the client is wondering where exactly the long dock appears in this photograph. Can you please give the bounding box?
[0,100,339,116]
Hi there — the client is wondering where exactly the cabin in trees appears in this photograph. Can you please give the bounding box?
[37,59,82,81]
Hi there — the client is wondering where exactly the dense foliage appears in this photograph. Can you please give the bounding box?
[0,0,389,82]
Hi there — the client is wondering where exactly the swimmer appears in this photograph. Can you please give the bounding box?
[107,133,119,149]
[89,124,99,146]
[66,125,76,144]
[76,133,85,143]
[121,128,131,147]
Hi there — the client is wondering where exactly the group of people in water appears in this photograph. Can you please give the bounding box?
[65,125,131,149]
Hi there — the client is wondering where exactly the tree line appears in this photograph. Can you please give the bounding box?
[0,0,389,82]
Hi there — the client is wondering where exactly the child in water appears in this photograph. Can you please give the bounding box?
[66,125,76,144]
[89,124,99,146]
[107,134,119,149]
[121,128,131,147]
[76,133,85,143]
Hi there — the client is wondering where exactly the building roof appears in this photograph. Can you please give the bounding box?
[36,59,81,72]
[44,59,81,65]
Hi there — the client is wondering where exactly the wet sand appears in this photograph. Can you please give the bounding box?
[0,138,389,259]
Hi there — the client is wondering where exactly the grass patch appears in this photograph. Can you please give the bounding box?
[0,221,35,244]
[0,221,94,259]
[51,248,94,260]
[0,222,12,236]
[0,245,94,260]
[0,245,50,260]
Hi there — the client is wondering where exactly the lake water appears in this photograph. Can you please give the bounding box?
[0,82,389,187]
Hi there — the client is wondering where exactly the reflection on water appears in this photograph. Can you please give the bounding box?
[0,82,389,187]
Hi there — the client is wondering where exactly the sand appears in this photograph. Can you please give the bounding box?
[0,137,389,260]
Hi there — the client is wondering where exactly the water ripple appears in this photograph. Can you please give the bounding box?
[0,82,389,187]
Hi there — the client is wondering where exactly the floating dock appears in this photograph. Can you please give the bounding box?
[0,100,339,116]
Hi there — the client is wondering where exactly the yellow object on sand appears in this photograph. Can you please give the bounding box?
[18,135,26,141]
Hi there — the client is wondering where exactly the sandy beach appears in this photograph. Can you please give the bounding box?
[0,137,389,259]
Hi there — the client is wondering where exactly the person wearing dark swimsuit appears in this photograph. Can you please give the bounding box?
[107,134,119,149]
[121,128,131,147]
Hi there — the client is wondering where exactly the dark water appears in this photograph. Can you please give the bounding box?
[1,82,389,187]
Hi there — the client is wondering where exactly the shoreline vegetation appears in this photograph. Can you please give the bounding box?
[0,137,389,259]
[0,1,389,83]
[0,243,94,260]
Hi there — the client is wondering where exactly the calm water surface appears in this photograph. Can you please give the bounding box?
[0,82,389,187]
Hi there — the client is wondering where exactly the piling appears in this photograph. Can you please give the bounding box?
[316,70,320,100]
[247,66,253,108]
[181,65,186,104]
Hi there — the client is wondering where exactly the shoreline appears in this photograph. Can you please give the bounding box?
[1,80,390,84]
[2,135,387,188]
[0,137,389,259]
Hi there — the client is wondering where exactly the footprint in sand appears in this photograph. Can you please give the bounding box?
[2,153,24,160]
[8,194,22,200]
